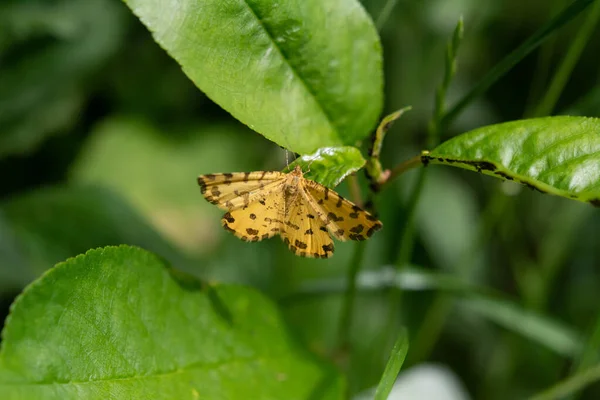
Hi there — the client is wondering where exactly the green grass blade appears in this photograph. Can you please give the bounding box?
[374,328,409,400]
[441,0,596,129]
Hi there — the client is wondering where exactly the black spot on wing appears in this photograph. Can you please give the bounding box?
[223,212,235,223]
[366,214,378,222]
[367,223,382,237]
[295,240,308,249]
[223,223,236,234]
[246,228,259,235]
[349,234,366,241]
[285,221,300,230]
[350,224,364,234]
[326,212,344,222]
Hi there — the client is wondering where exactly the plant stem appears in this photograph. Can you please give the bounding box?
[375,0,400,31]
[528,364,600,400]
[382,155,423,189]
[337,241,367,350]
[532,0,600,117]
[441,0,595,130]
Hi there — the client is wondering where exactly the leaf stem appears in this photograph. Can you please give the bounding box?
[382,155,424,188]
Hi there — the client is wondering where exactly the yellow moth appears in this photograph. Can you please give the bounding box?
[197,165,382,258]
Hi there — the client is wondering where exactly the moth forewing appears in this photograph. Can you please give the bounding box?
[197,171,286,211]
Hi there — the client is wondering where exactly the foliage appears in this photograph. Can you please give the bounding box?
[1,0,600,399]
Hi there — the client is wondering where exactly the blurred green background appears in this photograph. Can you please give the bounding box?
[1,0,599,398]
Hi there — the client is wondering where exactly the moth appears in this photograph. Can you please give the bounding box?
[197,166,382,258]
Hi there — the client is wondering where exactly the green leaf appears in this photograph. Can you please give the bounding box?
[285,146,366,188]
[0,246,344,399]
[425,116,600,206]
[121,0,383,154]
[374,328,409,400]
[0,0,126,157]
[0,185,193,281]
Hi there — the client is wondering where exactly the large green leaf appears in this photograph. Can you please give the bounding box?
[121,0,383,154]
[0,246,344,399]
[424,116,600,206]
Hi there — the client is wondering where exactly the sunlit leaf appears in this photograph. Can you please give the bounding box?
[122,0,383,154]
[425,116,600,206]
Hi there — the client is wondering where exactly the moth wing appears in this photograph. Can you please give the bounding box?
[280,192,335,258]
[198,171,285,211]
[221,189,285,242]
[302,180,382,241]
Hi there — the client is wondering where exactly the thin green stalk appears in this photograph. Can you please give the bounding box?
[429,17,463,148]
[533,0,600,117]
[528,364,600,400]
[441,0,596,130]
[394,168,428,266]
[564,312,600,400]
[409,188,509,363]
[523,0,562,118]
[375,0,400,31]
[337,241,367,350]
[381,167,428,358]
[382,16,462,363]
